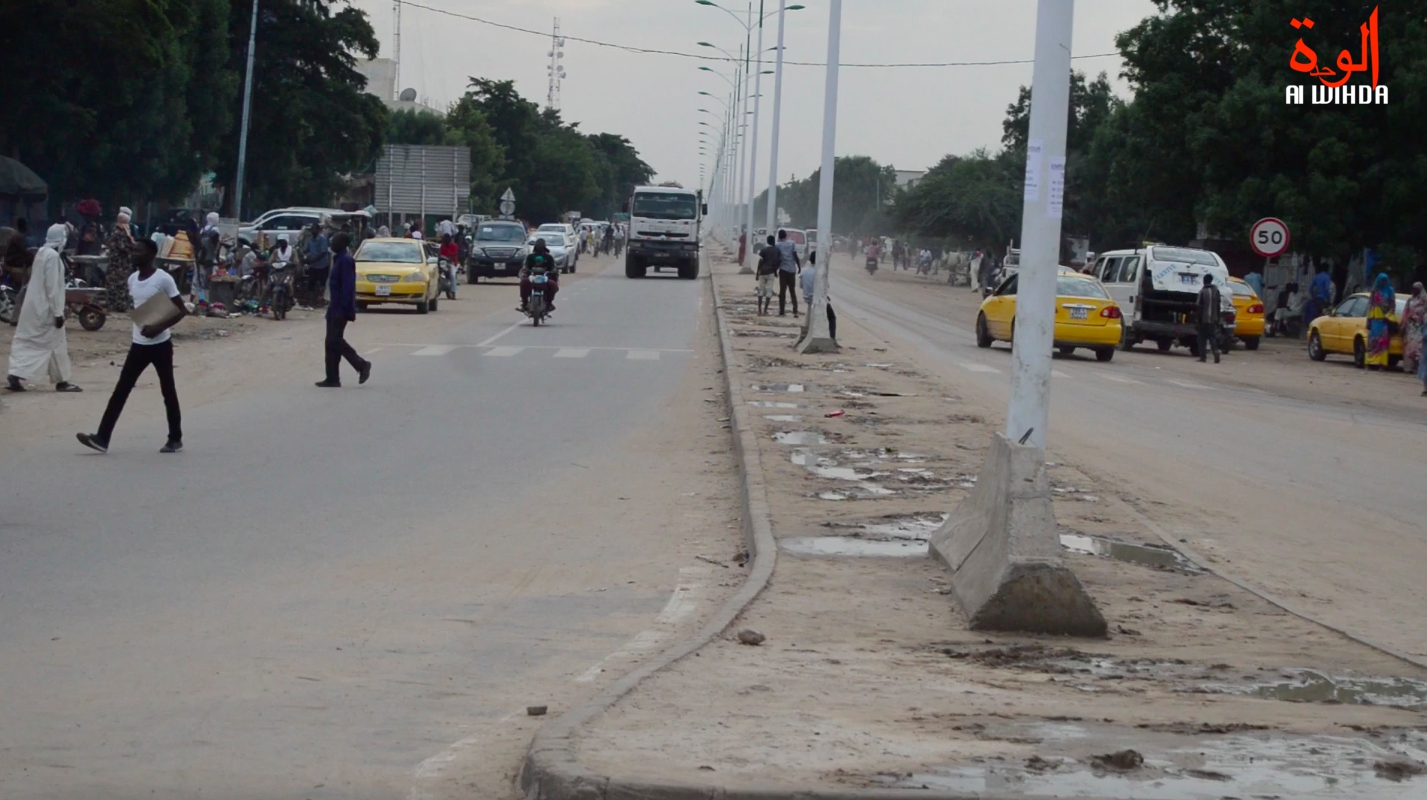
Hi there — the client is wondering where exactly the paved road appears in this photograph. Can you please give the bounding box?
[832,258,1427,661]
[0,258,729,799]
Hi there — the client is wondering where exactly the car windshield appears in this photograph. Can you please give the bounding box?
[477,225,526,243]
[1057,276,1109,299]
[355,241,423,264]
[528,237,563,248]
[632,192,698,220]
[538,225,565,233]
[1228,281,1257,297]
[1152,247,1221,266]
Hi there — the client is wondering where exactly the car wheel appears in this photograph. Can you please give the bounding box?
[430,296,439,312]
[1308,331,1327,361]
[1057,346,1076,357]
[1156,338,1172,352]
[1120,328,1136,351]
[417,299,430,314]
[1095,348,1114,363]
[1243,336,1260,351]
[1353,337,1366,368]
[975,314,993,348]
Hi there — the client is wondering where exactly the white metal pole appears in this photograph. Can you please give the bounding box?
[798,0,840,353]
[743,0,766,270]
[735,37,752,271]
[1005,0,1074,451]
[233,0,260,221]
[765,0,787,236]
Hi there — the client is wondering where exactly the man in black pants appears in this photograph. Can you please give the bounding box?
[316,233,372,388]
[77,239,188,454]
[775,229,802,316]
[1196,273,1222,364]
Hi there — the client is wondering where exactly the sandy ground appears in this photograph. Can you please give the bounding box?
[574,257,1427,797]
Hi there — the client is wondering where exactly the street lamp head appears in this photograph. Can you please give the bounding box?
[697,42,715,48]
[787,4,806,9]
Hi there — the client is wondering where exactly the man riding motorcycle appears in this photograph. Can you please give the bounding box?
[519,238,559,313]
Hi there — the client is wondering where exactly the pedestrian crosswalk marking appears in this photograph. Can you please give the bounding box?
[412,345,456,357]
[1166,379,1211,390]
[627,350,661,361]
[957,362,1000,374]
[554,349,591,359]
[485,347,524,357]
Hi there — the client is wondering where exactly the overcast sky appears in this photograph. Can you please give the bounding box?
[349,0,1160,191]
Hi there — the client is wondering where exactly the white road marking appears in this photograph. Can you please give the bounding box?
[627,350,661,361]
[485,347,524,358]
[412,345,456,357]
[1101,374,1143,385]
[574,570,708,683]
[958,362,1000,374]
[554,348,591,358]
[1052,370,1072,379]
[1166,379,1212,390]
[476,319,526,348]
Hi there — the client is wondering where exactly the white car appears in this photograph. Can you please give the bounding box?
[536,224,579,270]
[527,233,574,274]
[238,207,365,247]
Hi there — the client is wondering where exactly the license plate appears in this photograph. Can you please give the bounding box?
[1070,307,1089,320]
[375,285,391,297]
[1180,273,1197,285]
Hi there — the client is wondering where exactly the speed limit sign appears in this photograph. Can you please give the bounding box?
[1250,217,1290,257]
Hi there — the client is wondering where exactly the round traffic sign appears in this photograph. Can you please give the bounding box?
[499,200,516,216]
[1249,217,1290,257]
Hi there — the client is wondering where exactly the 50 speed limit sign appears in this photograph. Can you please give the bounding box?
[1250,217,1290,258]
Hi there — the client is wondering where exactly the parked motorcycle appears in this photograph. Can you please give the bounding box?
[0,284,16,326]
[65,282,107,331]
[526,268,551,326]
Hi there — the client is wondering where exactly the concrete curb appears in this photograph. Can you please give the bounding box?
[519,264,786,800]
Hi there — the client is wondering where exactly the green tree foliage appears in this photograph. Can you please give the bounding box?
[0,0,237,214]
[444,99,507,214]
[215,0,388,216]
[893,149,1024,252]
[755,156,898,235]
[387,109,456,147]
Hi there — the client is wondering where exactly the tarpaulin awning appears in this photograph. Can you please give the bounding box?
[0,156,48,198]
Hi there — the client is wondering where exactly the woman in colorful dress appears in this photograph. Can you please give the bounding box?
[1364,272,1397,370]
[1401,282,1426,376]
[104,208,136,311]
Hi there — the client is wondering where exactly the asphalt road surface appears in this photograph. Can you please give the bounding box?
[832,256,1427,663]
[0,257,736,799]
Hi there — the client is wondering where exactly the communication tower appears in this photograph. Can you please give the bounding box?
[547,18,567,112]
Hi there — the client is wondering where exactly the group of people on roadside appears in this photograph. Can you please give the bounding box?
[1366,275,1427,395]
[753,229,836,341]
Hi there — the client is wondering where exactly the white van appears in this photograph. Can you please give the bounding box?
[1090,246,1236,355]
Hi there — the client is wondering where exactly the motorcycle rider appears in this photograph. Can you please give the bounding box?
[519,238,559,313]
[438,233,459,295]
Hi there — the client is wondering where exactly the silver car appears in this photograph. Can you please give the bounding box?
[527,234,573,274]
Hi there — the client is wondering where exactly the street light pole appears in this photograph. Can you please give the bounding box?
[233,0,260,222]
[742,0,766,273]
[1005,0,1074,451]
[765,0,788,236]
[798,0,840,354]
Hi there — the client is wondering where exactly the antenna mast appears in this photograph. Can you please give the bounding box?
[393,0,402,100]
[546,18,566,111]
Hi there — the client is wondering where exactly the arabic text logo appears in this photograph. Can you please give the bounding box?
[1286,7,1388,104]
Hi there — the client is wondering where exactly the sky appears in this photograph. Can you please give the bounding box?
[349,0,1162,192]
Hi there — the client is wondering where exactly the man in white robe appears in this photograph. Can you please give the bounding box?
[6,224,80,392]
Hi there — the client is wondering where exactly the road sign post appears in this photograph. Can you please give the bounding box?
[499,188,517,218]
[1250,217,1290,258]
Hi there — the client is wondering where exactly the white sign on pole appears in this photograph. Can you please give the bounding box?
[1249,217,1290,258]
[501,188,516,202]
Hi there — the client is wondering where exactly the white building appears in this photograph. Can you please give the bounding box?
[894,170,927,191]
[355,59,442,115]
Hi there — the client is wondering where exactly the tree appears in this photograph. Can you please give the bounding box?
[387,109,454,147]
[215,0,388,216]
[586,133,655,219]
[894,149,1023,252]
[444,99,506,214]
[754,156,897,235]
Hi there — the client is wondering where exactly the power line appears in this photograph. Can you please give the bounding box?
[394,0,1120,69]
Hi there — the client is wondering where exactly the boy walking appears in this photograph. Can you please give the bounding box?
[755,235,780,315]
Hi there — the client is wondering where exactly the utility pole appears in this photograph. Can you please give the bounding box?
[393,0,402,99]
[765,0,788,236]
[798,0,839,354]
[1005,0,1074,451]
[546,18,566,112]
[742,0,766,273]
[233,0,260,221]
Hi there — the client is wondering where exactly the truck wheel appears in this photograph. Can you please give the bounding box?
[679,260,699,280]
[1156,338,1172,352]
[625,256,644,279]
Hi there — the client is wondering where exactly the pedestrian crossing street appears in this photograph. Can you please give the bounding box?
[369,344,691,362]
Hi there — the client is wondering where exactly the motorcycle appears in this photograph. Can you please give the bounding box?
[865,256,878,276]
[438,257,457,300]
[526,268,551,326]
[268,261,295,320]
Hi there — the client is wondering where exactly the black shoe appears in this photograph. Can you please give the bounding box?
[1214,356,1221,364]
[358,361,372,385]
[55,381,82,393]
[315,380,341,388]
[160,440,183,454]
[5,376,24,392]
[76,433,108,454]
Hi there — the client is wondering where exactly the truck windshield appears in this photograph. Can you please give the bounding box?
[1152,247,1220,266]
[632,193,698,220]
[477,225,525,242]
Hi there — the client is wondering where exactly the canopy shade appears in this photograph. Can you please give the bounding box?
[0,156,47,198]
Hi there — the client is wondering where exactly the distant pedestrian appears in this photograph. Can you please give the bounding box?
[737,229,747,266]
[1245,267,1264,299]
[1365,273,1397,370]
[315,233,371,388]
[104,209,136,311]
[6,224,81,393]
[302,223,331,299]
[1196,274,1222,364]
[776,229,802,317]
[801,250,837,341]
[377,224,391,238]
[1401,282,1425,376]
[77,238,188,454]
[755,235,779,316]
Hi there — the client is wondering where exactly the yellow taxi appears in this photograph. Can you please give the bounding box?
[1308,292,1407,368]
[354,238,441,314]
[1226,277,1265,350]
[976,268,1124,362]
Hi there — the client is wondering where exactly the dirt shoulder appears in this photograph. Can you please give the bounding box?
[571,258,1427,798]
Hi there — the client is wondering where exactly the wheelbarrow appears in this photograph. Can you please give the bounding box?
[65,286,107,331]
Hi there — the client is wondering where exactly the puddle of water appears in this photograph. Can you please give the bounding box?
[765,415,803,422]
[1059,534,1205,574]
[751,383,804,393]
[781,537,928,557]
[749,400,802,409]
[773,431,828,445]
[1247,670,1427,710]
[818,492,848,501]
[863,484,896,496]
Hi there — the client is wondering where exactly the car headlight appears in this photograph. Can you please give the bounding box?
[403,272,426,283]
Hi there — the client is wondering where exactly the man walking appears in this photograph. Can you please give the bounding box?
[302,223,331,302]
[755,234,780,316]
[77,239,186,453]
[316,233,371,388]
[776,229,802,317]
[7,224,81,393]
[1197,274,1222,364]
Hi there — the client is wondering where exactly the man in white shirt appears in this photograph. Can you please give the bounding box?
[77,238,189,454]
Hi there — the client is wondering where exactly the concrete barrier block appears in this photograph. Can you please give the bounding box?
[929,432,1106,637]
